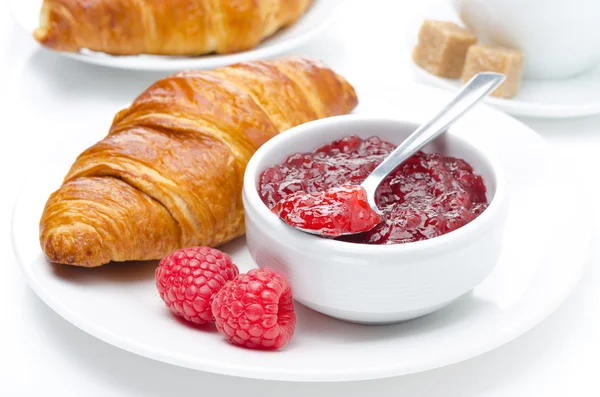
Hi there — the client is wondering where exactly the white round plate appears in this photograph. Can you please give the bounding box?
[404,0,600,118]
[11,0,342,71]
[11,85,591,382]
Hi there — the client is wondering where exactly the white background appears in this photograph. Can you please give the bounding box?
[2,1,600,395]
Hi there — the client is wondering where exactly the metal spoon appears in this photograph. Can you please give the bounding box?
[282,72,506,237]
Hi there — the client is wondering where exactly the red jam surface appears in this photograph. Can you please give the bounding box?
[273,184,381,237]
[258,136,488,245]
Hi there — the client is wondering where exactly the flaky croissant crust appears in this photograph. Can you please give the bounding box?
[34,0,313,55]
[39,57,358,267]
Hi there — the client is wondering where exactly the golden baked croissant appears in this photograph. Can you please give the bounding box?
[40,57,358,267]
[34,0,313,55]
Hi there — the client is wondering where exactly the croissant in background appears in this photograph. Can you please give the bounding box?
[40,57,358,267]
[34,0,313,55]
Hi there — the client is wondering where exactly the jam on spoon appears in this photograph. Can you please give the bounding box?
[273,184,381,237]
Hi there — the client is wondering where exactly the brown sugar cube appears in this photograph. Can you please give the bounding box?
[461,45,525,98]
[412,20,477,78]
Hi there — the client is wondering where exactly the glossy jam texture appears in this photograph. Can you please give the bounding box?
[258,136,488,244]
[273,184,381,237]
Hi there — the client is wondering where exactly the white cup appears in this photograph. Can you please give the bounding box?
[453,0,600,80]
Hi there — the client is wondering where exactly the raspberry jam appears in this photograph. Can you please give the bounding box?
[273,184,381,237]
[258,136,488,244]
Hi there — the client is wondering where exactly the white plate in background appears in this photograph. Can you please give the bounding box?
[11,85,592,381]
[404,0,600,118]
[11,0,344,71]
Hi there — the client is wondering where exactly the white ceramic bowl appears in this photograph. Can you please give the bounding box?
[243,115,508,324]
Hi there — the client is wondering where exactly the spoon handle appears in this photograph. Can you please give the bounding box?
[361,72,505,210]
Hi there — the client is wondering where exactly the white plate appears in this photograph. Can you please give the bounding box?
[404,0,600,118]
[11,85,591,382]
[11,0,343,71]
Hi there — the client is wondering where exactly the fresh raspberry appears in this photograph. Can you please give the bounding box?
[156,247,239,324]
[211,267,296,349]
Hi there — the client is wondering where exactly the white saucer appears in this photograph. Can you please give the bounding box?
[404,0,600,118]
[11,0,342,71]
[11,85,592,381]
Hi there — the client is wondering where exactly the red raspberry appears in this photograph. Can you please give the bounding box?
[156,247,239,324]
[212,267,296,349]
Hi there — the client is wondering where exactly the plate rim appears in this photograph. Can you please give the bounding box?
[410,63,600,118]
[10,88,593,382]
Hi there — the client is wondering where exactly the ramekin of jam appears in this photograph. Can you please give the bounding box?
[243,115,508,324]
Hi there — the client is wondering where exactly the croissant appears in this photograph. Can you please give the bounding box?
[40,57,358,267]
[34,0,313,55]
